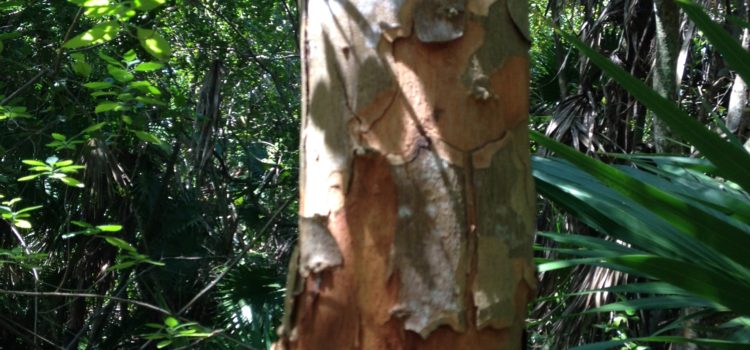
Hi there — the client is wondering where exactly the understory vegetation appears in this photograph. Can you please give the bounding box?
[1,0,749,349]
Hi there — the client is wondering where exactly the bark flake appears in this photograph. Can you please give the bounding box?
[299,215,343,277]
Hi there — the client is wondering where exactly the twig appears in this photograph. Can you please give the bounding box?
[0,7,83,106]
[177,197,292,315]
[0,289,172,316]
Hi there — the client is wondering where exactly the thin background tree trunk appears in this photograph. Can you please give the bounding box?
[275,0,537,349]
[652,0,681,153]
[727,0,750,140]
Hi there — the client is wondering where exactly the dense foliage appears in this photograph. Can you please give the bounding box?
[1,0,298,348]
[2,0,750,349]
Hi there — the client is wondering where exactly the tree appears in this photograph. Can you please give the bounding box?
[276,0,536,348]
[652,0,681,153]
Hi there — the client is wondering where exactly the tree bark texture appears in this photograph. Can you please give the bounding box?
[276,0,536,349]
[652,0,681,153]
[727,0,750,139]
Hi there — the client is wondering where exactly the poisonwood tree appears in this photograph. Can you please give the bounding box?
[277,0,536,348]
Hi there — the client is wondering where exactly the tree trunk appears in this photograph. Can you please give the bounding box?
[551,0,568,100]
[652,0,681,153]
[275,0,536,349]
[727,0,750,141]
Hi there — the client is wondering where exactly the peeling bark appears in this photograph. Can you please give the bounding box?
[276,0,536,348]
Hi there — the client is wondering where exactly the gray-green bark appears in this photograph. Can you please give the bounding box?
[652,0,681,153]
[727,0,750,139]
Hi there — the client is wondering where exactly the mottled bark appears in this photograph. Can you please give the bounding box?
[652,0,681,153]
[275,0,536,349]
[727,0,750,140]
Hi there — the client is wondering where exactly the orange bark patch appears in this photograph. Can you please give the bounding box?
[360,20,530,165]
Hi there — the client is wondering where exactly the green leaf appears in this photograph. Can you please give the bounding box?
[98,51,123,67]
[130,81,161,95]
[137,27,171,62]
[81,122,107,134]
[83,81,113,90]
[71,220,93,228]
[95,101,122,113]
[69,0,110,6]
[107,65,134,82]
[58,165,86,173]
[54,160,74,167]
[106,261,137,271]
[133,131,163,145]
[17,174,40,182]
[164,316,179,328]
[557,29,750,192]
[123,49,137,63]
[676,0,750,88]
[51,133,66,141]
[103,236,136,252]
[134,0,166,11]
[22,160,47,166]
[59,177,85,188]
[72,61,92,77]
[639,336,750,349]
[606,255,750,316]
[144,259,165,266]
[63,21,120,49]
[15,205,43,215]
[14,219,32,229]
[91,92,117,98]
[156,340,172,349]
[136,96,165,106]
[531,131,750,271]
[96,224,122,232]
[134,61,164,72]
[586,295,717,313]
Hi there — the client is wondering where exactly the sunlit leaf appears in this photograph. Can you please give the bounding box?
[134,62,164,72]
[63,21,120,49]
[103,236,136,252]
[95,101,123,113]
[134,0,166,11]
[164,317,179,328]
[107,65,133,82]
[17,175,40,182]
[22,160,46,166]
[123,49,137,63]
[14,219,31,229]
[59,177,84,188]
[137,27,171,62]
[68,0,110,6]
[84,81,113,90]
[97,224,122,232]
[156,340,172,349]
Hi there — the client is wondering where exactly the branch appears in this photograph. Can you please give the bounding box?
[0,8,83,106]
[0,289,172,316]
[177,196,293,315]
